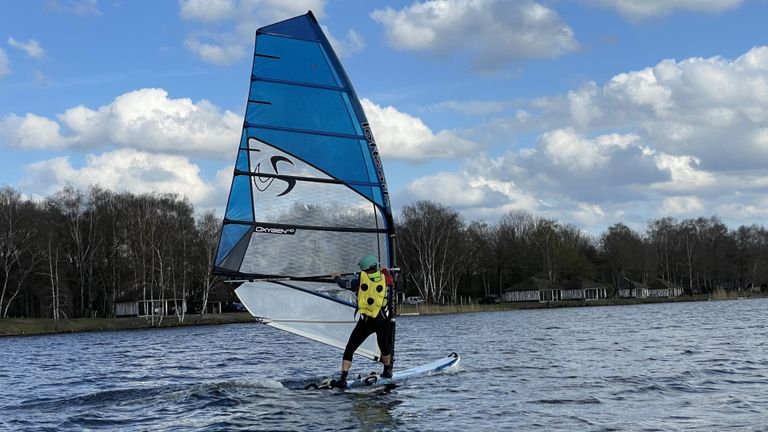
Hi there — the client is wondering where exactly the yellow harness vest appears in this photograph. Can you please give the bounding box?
[357,270,387,318]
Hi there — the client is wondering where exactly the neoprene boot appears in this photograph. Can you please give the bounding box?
[336,371,348,388]
[381,364,393,378]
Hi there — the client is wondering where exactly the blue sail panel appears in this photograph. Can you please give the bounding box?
[247,81,356,135]
[215,223,252,269]
[234,147,250,172]
[245,127,368,178]
[224,174,253,222]
[254,34,340,87]
[258,14,318,40]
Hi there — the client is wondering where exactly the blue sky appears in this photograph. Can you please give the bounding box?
[1,0,768,234]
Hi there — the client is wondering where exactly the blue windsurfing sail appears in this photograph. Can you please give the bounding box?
[212,12,397,362]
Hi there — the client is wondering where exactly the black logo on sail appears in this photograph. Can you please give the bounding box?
[254,226,296,235]
[362,122,391,208]
[253,155,296,196]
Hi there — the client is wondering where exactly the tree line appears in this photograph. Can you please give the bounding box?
[2,185,767,319]
[396,201,768,303]
[0,186,219,320]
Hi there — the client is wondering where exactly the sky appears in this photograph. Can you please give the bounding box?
[1,0,768,235]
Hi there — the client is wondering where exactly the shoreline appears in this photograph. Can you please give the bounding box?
[1,294,763,337]
[398,292,765,315]
[0,313,256,337]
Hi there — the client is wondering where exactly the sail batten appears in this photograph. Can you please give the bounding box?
[250,76,348,93]
[243,122,366,140]
[213,11,396,362]
[236,171,382,189]
[222,220,389,234]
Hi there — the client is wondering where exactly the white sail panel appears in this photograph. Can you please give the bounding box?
[239,231,388,277]
[236,281,381,360]
[248,139,386,229]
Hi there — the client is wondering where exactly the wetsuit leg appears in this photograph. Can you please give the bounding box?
[343,319,375,361]
[374,316,391,356]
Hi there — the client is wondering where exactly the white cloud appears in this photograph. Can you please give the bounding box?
[584,0,742,20]
[571,203,606,227]
[406,172,489,207]
[660,196,705,216]
[322,26,365,57]
[236,0,327,23]
[22,148,215,205]
[214,165,234,191]
[435,45,768,233]
[519,46,768,172]
[651,152,716,192]
[605,67,673,116]
[180,0,330,64]
[539,128,638,173]
[0,113,70,149]
[403,171,539,217]
[361,98,479,161]
[184,34,245,65]
[716,199,768,221]
[371,0,578,70]
[567,83,603,128]
[32,69,49,83]
[8,37,45,59]
[0,48,9,78]
[429,128,670,232]
[432,100,512,116]
[47,0,102,16]
[179,0,236,22]
[0,88,241,157]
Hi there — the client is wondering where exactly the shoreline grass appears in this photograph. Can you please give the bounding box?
[1,292,763,337]
[396,291,764,315]
[0,312,255,337]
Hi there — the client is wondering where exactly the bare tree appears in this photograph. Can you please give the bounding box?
[45,234,63,320]
[196,211,221,315]
[0,188,43,317]
[464,221,494,297]
[48,187,101,317]
[601,223,644,291]
[647,217,683,286]
[398,201,464,303]
[530,218,561,290]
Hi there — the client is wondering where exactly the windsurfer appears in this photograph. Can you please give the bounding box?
[331,253,394,388]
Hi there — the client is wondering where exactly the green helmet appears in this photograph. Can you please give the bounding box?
[358,254,379,271]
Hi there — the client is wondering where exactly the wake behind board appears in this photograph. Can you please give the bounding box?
[305,352,460,390]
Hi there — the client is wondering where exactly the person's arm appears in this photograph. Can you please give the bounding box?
[382,268,394,286]
[331,272,359,292]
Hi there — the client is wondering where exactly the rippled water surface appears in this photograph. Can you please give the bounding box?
[3,298,768,431]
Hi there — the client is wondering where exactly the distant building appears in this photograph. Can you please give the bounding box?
[115,289,188,317]
[503,277,609,302]
[502,277,549,302]
[648,278,683,298]
[573,277,609,301]
[114,284,235,317]
[618,278,649,298]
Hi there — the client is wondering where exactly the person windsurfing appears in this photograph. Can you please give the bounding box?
[331,253,394,388]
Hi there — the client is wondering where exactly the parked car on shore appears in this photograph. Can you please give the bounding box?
[478,296,500,304]
[405,296,425,305]
[223,302,247,312]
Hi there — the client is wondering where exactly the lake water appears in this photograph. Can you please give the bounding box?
[2,298,768,431]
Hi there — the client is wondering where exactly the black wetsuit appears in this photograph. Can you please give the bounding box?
[334,270,393,361]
